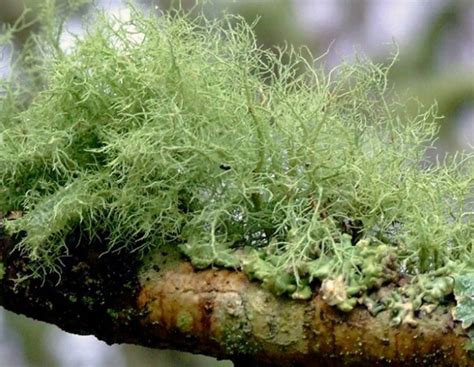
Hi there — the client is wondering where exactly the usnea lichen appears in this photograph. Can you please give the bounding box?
[0,3,473,338]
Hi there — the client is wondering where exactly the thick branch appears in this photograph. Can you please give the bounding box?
[0,232,472,367]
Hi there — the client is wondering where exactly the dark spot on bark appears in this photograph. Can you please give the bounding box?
[0,227,143,345]
[199,296,214,332]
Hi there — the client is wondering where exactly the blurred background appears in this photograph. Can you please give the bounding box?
[0,0,473,366]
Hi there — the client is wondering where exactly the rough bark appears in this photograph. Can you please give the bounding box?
[0,230,472,367]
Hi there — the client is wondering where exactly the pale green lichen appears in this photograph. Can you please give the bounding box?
[0,2,473,340]
[176,310,194,333]
[453,272,474,349]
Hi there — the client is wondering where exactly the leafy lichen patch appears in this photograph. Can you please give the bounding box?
[453,272,474,350]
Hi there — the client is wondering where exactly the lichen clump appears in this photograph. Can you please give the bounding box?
[0,6,473,320]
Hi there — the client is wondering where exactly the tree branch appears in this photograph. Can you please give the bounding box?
[0,231,472,367]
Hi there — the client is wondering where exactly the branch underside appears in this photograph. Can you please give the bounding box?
[0,233,472,367]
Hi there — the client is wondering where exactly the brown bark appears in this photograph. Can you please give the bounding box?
[0,231,472,367]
